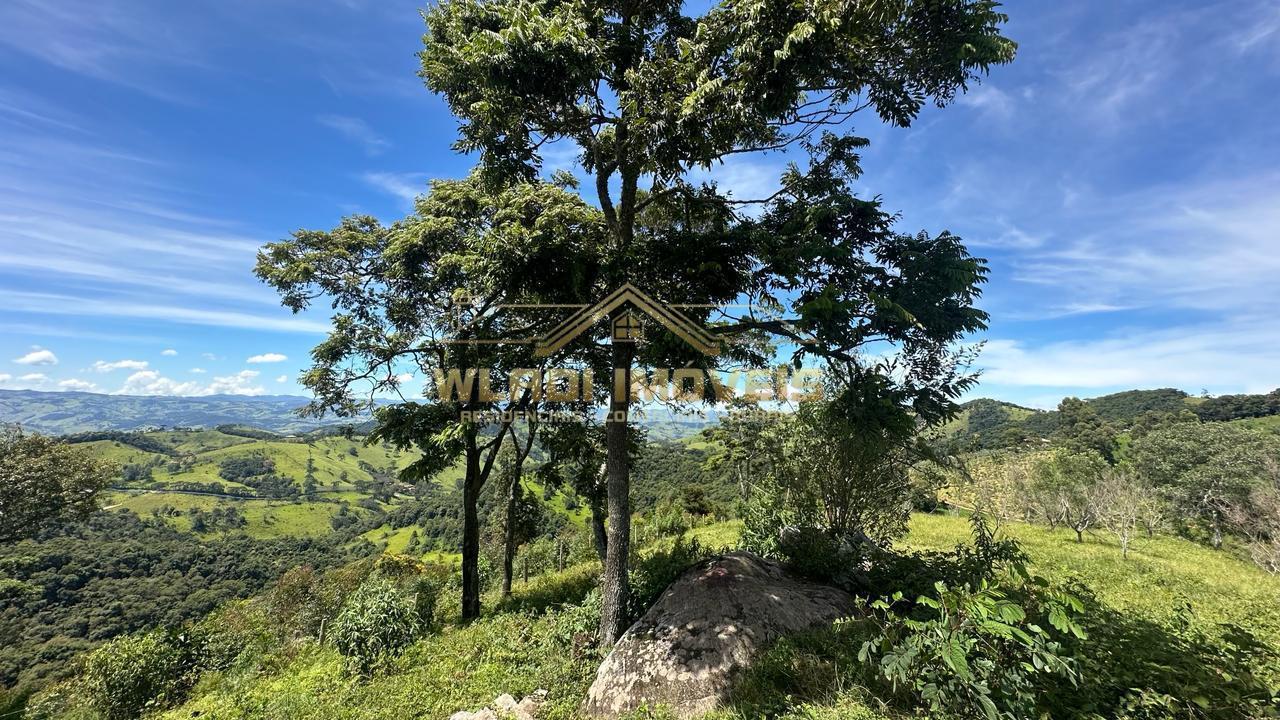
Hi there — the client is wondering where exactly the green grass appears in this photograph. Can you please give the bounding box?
[905,513,1280,646]
[144,514,1280,720]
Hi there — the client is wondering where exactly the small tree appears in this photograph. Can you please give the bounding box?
[1090,468,1158,559]
[1029,449,1106,543]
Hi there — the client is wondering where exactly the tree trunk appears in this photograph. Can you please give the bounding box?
[600,340,634,646]
[502,425,534,598]
[461,442,482,620]
[501,469,519,598]
[590,492,608,563]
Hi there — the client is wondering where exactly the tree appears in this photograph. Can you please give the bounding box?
[256,176,605,619]
[1090,467,1160,559]
[1053,398,1118,462]
[1029,449,1106,543]
[421,0,1015,644]
[1128,423,1277,549]
[498,425,540,597]
[0,427,115,544]
[1223,455,1280,573]
[741,380,936,566]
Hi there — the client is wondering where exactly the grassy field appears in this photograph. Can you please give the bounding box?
[151,513,1280,720]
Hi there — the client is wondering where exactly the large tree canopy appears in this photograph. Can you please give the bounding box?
[415,0,1014,643]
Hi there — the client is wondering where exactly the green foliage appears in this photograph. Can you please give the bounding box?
[330,576,423,676]
[0,511,359,694]
[1194,388,1280,423]
[857,578,1082,720]
[0,427,115,543]
[1128,422,1280,548]
[1052,398,1118,462]
[79,631,190,720]
[627,537,712,621]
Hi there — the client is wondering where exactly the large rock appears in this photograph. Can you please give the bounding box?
[582,551,856,718]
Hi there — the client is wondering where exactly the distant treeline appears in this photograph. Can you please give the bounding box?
[949,388,1280,451]
[63,430,175,455]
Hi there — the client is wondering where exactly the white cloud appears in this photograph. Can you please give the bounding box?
[118,370,200,396]
[0,373,11,382]
[247,353,287,364]
[161,348,178,356]
[20,373,48,382]
[116,369,264,396]
[0,290,329,334]
[275,374,287,383]
[201,353,218,361]
[395,373,413,384]
[978,315,1280,395]
[92,359,149,372]
[317,115,389,155]
[190,367,206,374]
[13,348,58,365]
[58,378,98,391]
[205,370,263,395]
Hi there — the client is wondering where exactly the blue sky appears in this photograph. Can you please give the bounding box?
[0,0,1277,409]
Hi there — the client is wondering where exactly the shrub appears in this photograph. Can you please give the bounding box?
[627,537,711,621]
[856,579,1084,720]
[79,631,191,720]
[330,576,421,676]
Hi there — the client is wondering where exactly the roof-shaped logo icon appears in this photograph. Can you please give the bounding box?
[533,284,720,357]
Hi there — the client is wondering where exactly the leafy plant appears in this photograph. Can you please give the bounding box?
[78,631,191,720]
[857,578,1083,720]
[330,576,422,676]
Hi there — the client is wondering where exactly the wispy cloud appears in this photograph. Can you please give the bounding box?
[317,114,390,155]
[0,290,328,334]
[1007,174,1280,316]
[58,378,98,391]
[161,348,178,356]
[362,171,427,207]
[979,314,1280,395]
[0,0,212,101]
[247,352,288,363]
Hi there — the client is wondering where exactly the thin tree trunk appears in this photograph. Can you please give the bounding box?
[501,466,519,597]
[600,340,634,646]
[461,440,482,620]
[502,423,535,597]
[590,492,608,563]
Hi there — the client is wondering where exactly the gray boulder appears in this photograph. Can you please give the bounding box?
[582,551,856,718]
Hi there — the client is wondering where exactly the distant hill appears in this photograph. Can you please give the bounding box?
[940,387,1280,450]
[0,389,357,435]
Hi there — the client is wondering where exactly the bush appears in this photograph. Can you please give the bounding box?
[856,578,1084,720]
[330,576,422,676]
[79,631,191,720]
[627,537,711,621]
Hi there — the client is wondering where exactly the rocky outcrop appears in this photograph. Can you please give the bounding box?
[582,551,856,718]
